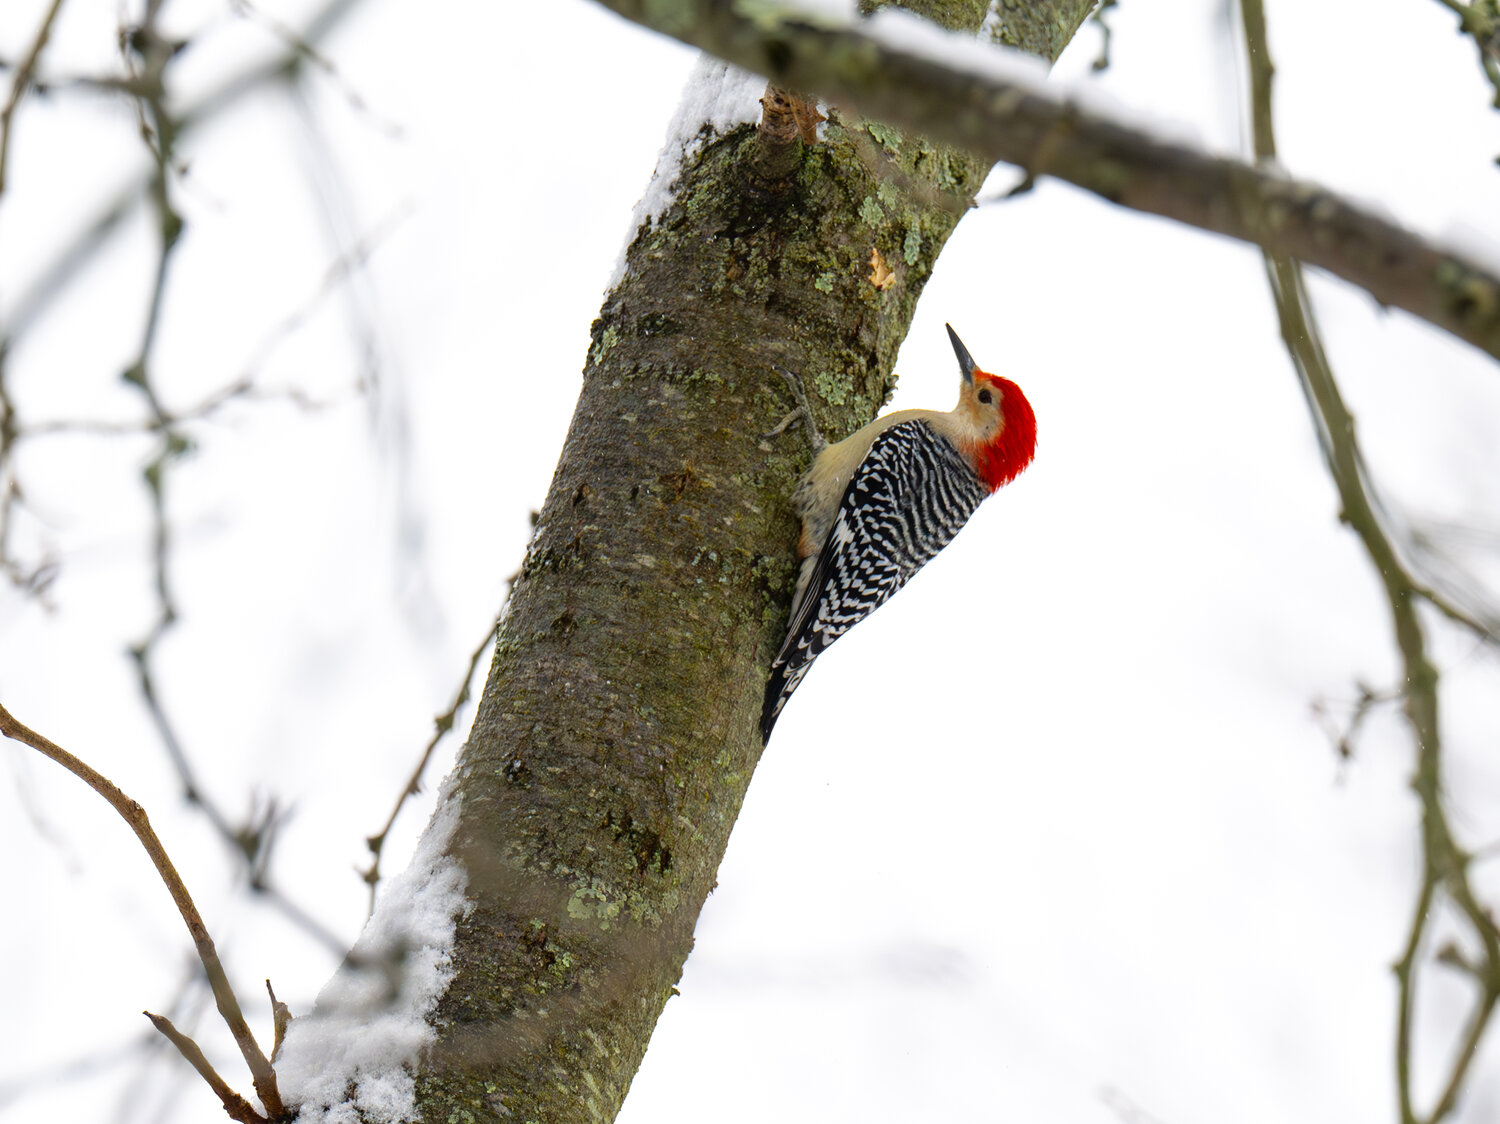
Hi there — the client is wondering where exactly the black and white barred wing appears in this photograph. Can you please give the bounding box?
[761,419,988,741]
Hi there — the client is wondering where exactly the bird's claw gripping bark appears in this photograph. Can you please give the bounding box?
[762,364,828,454]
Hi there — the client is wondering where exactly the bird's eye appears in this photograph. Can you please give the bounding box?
[977,389,993,405]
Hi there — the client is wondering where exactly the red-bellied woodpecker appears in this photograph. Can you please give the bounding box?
[761,324,1037,742]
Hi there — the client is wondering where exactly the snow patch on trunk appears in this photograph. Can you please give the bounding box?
[276,784,470,1124]
[979,0,1003,42]
[608,55,766,291]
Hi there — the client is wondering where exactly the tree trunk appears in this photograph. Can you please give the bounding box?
[414,3,1091,1119]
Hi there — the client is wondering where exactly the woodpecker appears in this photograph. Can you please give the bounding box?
[761,324,1036,742]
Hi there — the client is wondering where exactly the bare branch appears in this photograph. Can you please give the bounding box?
[361,613,501,909]
[1,0,371,346]
[1240,3,1500,1121]
[589,0,1500,362]
[265,980,291,1061]
[0,705,284,1120]
[143,1012,267,1123]
[1310,681,1400,765]
[1431,0,1500,131]
[754,82,824,187]
[0,0,65,196]
[227,0,401,135]
[1089,0,1120,72]
[57,3,375,962]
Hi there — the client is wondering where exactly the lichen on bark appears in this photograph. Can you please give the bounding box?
[410,2,1092,1120]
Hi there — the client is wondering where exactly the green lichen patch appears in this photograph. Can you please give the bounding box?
[417,6,1109,1119]
[903,229,923,265]
[591,325,620,365]
[814,368,850,406]
[1436,258,1499,326]
[867,120,903,153]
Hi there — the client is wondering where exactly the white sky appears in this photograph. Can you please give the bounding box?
[2,0,1500,1122]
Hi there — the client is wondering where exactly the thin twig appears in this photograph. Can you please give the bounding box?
[1394,873,1438,1121]
[2,207,377,600]
[19,381,333,437]
[110,7,359,965]
[0,0,379,985]
[0,0,66,196]
[129,635,352,962]
[361,614,501,910]
[0,343,58,599]
[2,0,370,346]
[1240,3,1500,1122]
[0,704,283,1119]
[265,980,291,1061]
[1090,0,1119,72]
[1429,0,1500,133]
[228,0,402,137]
[236,202,410,388]
[1310,681,1400,764]
[143,1012,267,1123]
[1429,981,1500,1121]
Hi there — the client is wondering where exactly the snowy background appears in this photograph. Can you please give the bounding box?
[2,0,1500,1121]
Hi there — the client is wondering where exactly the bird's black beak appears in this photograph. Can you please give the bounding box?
[945,323,977,385]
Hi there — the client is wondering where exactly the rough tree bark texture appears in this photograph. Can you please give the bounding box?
[413,2,1091,1120]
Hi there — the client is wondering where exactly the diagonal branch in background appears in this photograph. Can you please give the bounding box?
[0,0,65,197]
[1089,0,1120,73]
[0,344,59,600]
[1431,0,1500,139]
[590,0,1500,363]
[84,5,371,961]
[114,3,277,915]
[228,0,403,137]
[0,704,285,1121]
[1,0,371,346]
[1240,4,1500,1122]
[360,612,501,912]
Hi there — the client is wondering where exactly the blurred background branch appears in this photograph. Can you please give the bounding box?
[589,0,1500,362]
[1432,0,1500,152]
[0,0,65,195]
[3,0,1499,1120]
[0,0,384,970]
[1240,3,1500,1121]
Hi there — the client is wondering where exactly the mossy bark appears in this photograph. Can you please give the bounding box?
[412,3,1090,1120]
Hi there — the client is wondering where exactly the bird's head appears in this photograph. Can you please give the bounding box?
[945,323,1037,493]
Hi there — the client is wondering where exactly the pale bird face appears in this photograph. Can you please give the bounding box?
[955,371,1007,442]
[942,324,1036,491]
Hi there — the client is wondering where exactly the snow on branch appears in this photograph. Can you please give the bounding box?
[590,0,1500,363]
[276,784,470,1124]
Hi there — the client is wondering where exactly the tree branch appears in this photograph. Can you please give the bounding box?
[409,1,1101,1116]
[1430,0,1500,128]
[1,0,370,345]
[590,0,1500,363]
[360,612,500,911]
[0,0,65,197]
[143,1011,268,1123]
[1239,3,1500,1121]
[0,704,285,1120]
